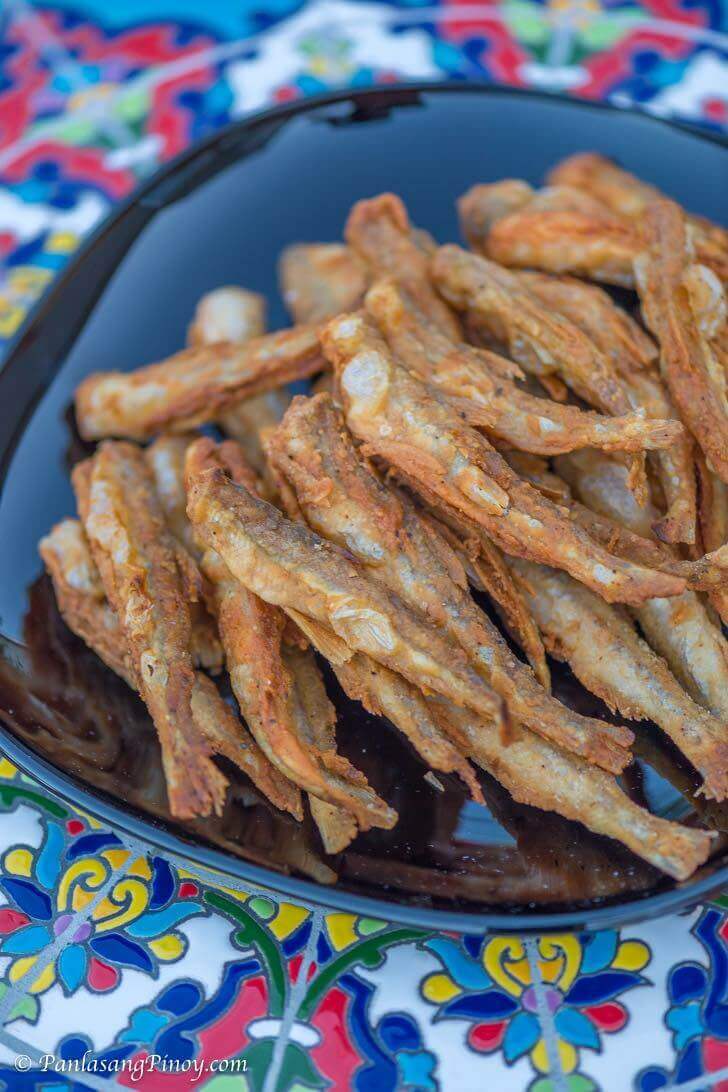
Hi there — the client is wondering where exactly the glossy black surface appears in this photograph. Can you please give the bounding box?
[1,85,727,932]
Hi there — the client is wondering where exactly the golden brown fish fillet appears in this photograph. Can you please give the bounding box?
[429,697,713,881]
[634,199,728,485]
[548,153,728,282]
[185,455,506,728]
[510,558,728,802]
[75,323,323,442]
[345,193,461,340]
[70,443,228,819]
[557,449,728,723]
[324,312,686,606]
[366,276,682,457]
[268,393,636,773]
[184,437,391,833]
[280,243,369,324]
[39,517,301,816]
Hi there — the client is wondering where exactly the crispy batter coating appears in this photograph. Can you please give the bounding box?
[219,392,291,478]
[635,199,728,485]
[185,452,506,728]
[75,323,323,442]
[324,312,686,606]
[548,153,728,282]
[430,697,713,880]
[557,450,728,723]
[345,193,461,340]
[71,443,229,819]
[366,277,682,457]
[185,437,391,832]
[188,286,266,347]
[510,558,728,802]
[268,393,637,772]
[279,243,369,324]
[39,517,300,815]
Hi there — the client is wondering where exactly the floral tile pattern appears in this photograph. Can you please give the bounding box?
[0,2,726,1089]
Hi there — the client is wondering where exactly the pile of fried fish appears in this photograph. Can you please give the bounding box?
[40,153,728,883]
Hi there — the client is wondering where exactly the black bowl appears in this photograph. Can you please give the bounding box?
[1,83,727,934]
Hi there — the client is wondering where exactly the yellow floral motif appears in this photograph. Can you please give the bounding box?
[0,759,17,780]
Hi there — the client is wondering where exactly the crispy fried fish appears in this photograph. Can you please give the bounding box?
[366,277,682,457]
[634,199,728,485]
[460,181,640,287]
[185,438,387,836]
[422,507,550,690]
[429,697,713,880]
[548,153,728,282]
[268,393,635,772]
[70,443,229,819]
[324,312,686,606]
[39,518,301,816]
[185,453,506,728]
[557,449,728,723]
[75,323,323,442]
[280,243,369,324]
[518,271,696,543]
[345,193,462,340]
[510,558,728,802]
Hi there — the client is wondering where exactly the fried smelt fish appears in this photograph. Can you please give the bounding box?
[269,393,635,773]
[557,449,728,723]
[510,558,728,802]
[519,270,696,543]
[188,286,266,348]
[145,433,225,673]
[634,199,728,485]
[283,644,359,853]
[432,245,637,419]
[71,443,228,819]
[280,243,369,324]
[548,152,728,282]
[345,193,461,341]
[185,287,291,482]
[426,510,551,690]
[75,323,324,442]
[186,452,506,729]
[39,518,300,816]
[366,277,682,457]
[324,312,686,606]
[460,181,640,287]
[430,698,713,881]
[185,438,392,832]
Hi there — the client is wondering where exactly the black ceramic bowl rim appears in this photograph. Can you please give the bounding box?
[2,82,727,935]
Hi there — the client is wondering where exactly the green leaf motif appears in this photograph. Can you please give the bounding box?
[204,891,287,1017]
[0,785,67,818]
[300,927,427,1020]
